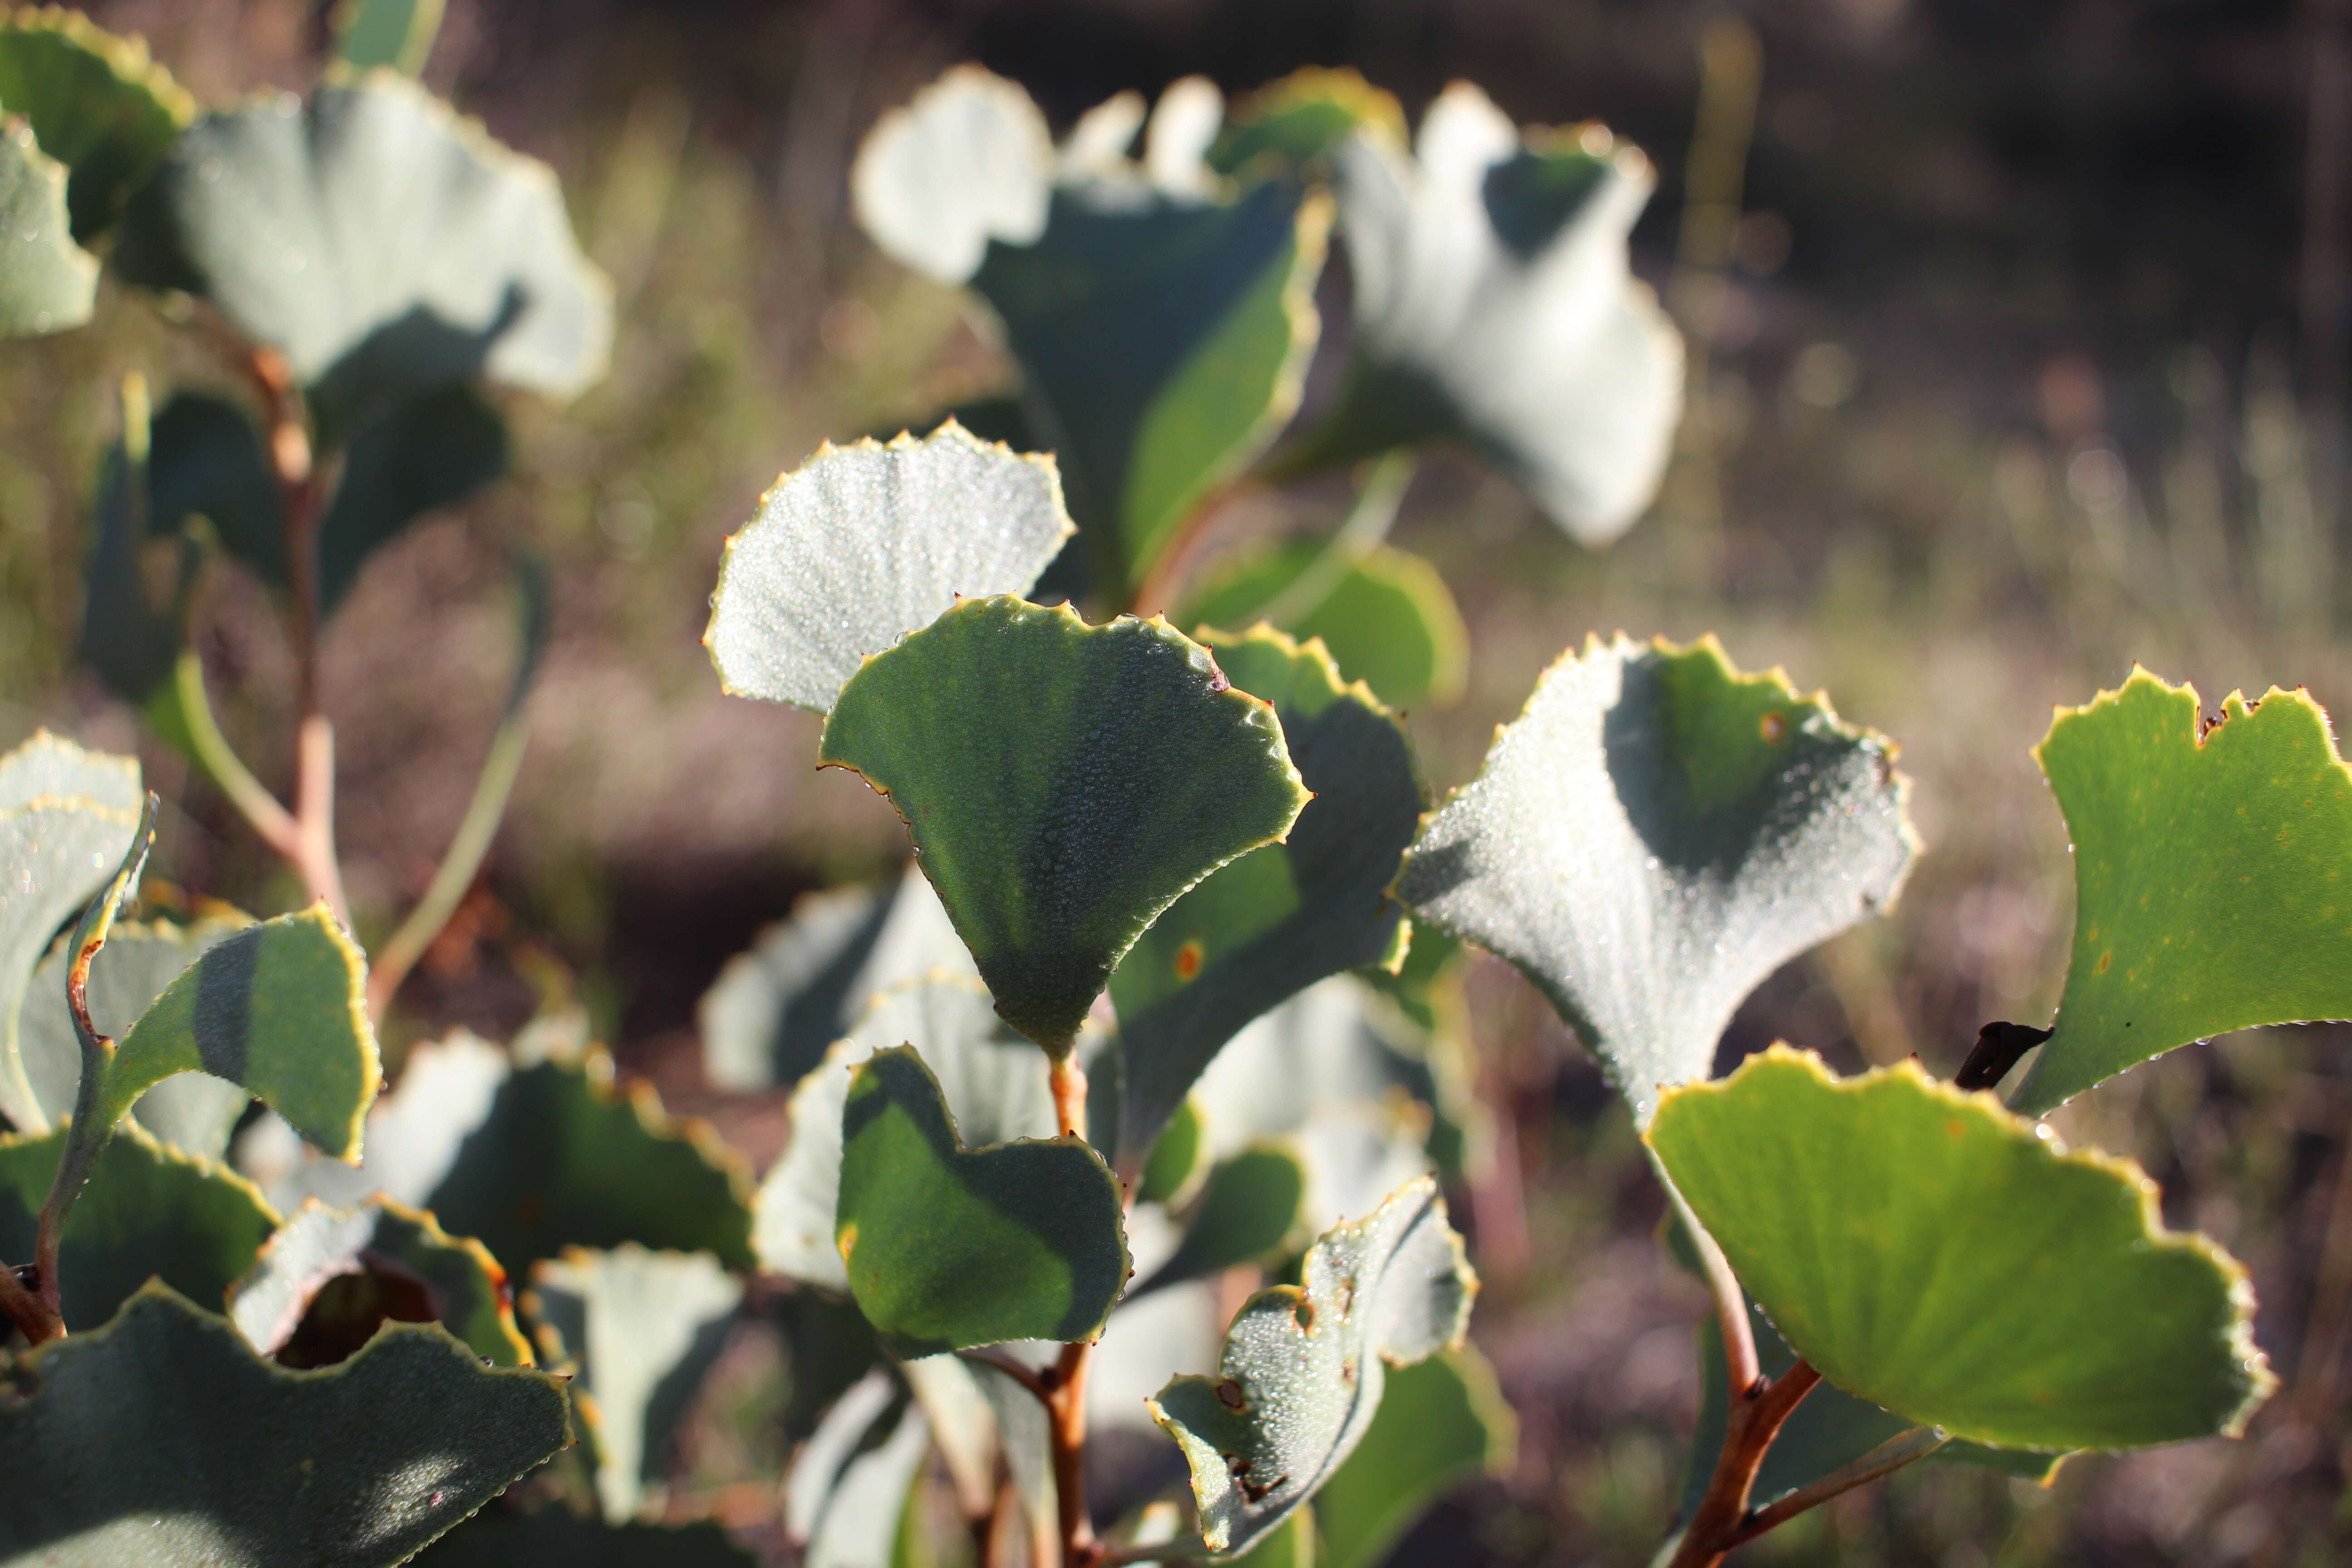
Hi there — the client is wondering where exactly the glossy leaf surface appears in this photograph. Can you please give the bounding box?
[0,1284,569,1567]
[706,421,1073,713]
[531,1245,745,1521]
[1395,635,1915,1122]
[0,118,95,337]
[2014,669,2352,1112]
[0,1121,274,1331]
[1151,1175,1475,1556]
[755,975,1058,1290]
[836,1046,1128,1353]
[1112,626,1419,1157]
[0,8,191,239]
[819,597,1308,1056]
[1313,1347,1516,1568]
[972,181,1325,593]
[1648,1047,2273,1450]
[114,74,611,428]
[851,64,1051,284]
[1182,541,1468,710]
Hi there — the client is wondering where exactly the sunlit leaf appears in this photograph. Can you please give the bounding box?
[331,0,445,75]
[0,1120,274,1332]
[529,1246,744,1521]
[1181,542,1467,709]
[818,596,1308,1057]
[786,1372,932,1568]
[1313,1347,1516,1568]
[972,181,1327,595]
[0,1283,569,1567]
[227,1195,532,1369]
[835,1046,1128,1354]
[1112,626,1419,1157]
[1133,1143,1307,1294]
[0,117,96,336]
[0,7,191,240]
[114,74,612,433]
[1648,1046,2274,1450]
[850,65,1050,285]
[2013,669,2352,1113]
[1395,635,1915,1123]
[705,421,1073,713]
[1151,1175,1475,1556]
[1291,84,1682,544]
[1207,67,1405,180]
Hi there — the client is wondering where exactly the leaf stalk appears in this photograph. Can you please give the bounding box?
[1665,1355,1823,1568]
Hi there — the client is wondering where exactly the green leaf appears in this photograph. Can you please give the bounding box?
[705,421,1074,713]
[1111,626,1420,1156]
[850,65,1050,284]
[1313,1347,1516,1568]
[1137,1094,1209,1206]
[0,731,141,1133]
[701,866,975,1094]
[113,74,611,431]
[755,974,1060,1290]
[1228,1511,1317,1568]
[529,1246,745,1521]
[0,1120,275,1332]
[21,914,254,1159]
[80,407,206,723]
[786,1372,932,1568]
[1207,67,1405,180]
[836,1045,1128,1354]
[2013,669,2352,1113]
[0,117,96,336]
[971,181,1327,594]
[1181,541,1468,710]
[227,1195,533,1368]
[1646,1046,2274,1450]
[1150,1175,1476,1557]
[0,1283,569,1567]
[415,1513,755,1567]
[332,0,446,74]
[1292,85,1681,544]
[818,596,1308,1057]
[0,7,192,240]
[1395,635,1916,1123]
[1134,1143,1308,1295]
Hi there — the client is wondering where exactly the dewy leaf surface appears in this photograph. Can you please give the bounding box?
[1647,1046,2274,1451]
[705,421,1074,713]
[835,1046,1128,1354]
[1313,1347,1517,1568]
[1394,635,1915,1122]
[972,180,1326,594]
[1112,626,1420,1159]
[0,7,193,240]
[0,731,140,1133]
[819,596,1308,1056]
[530,1246,745,1522]
[113,74,611,427]
[1298,84,1683,544]
[2013,668,2352,1113]
[0,1283,569,1568]
[0,1120,275,1332]
[1150,1175,1476,1556]
[755,974,1060,1289]
[0,117,96,337]
[850,64,1051,284]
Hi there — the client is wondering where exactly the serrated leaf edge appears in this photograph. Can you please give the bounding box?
[1,7,197,127]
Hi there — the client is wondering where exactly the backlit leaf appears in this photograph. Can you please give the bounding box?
[1150,1175,1475,1556]
[705,421,1073,713]
[1313,1347,1516,1568]
[1395,635,1915,1123]
[0,117,96,336]
[0,8,191,239]
[2013,669,2352,1113]
[850,65,1050,284]
[1647,1047,2273,1450]
[836,1046,1128,1354]
[1181,542,1467,710]
[1112,626,1420,1157]
[331,0,445,75]
[1207,67,1404,180]
[818,596,1308,1057]
[0,1283,569,1567]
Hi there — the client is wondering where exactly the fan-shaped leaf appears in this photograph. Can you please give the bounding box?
[0,7,192,240]
[1395,635,1915,1123]
[705,422,1074,713]
[0,1283,569,1567]
[1150,1175,1475,1556]
[2013,669,2352,1113]
[850,65,1051,284]
[0,117,96,336]
[1112,626,1420,1157]
[818,596,1308,1057]
[1647,1046,2273,1450]
[1182,541,1467,710]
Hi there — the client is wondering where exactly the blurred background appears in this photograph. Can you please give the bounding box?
[5,0,2351,1562]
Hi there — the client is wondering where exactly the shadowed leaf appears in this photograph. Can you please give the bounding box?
[1208,67,1404,180]
[0,8,191,240]
[1181,542,1467,710]
[1648,1047,2273,1450]
[819,596,1308,1056]
[1313,1347,1516,1568]
[786,1371,932,1568]
[1395,635,1915,1123]
[1134,1143,1308,1294]
[0,117,96,336]
[414,1513,755,1567]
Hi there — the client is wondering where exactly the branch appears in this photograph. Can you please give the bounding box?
[1725,1426,1949,1548]
[958,1346,1055,1406]
[1665,1357,1824,1568]
[1050,1337,1098,1564]
[1670,1185,1759,1397]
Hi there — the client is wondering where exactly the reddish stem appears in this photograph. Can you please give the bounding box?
[1667,1360,1824,1568]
